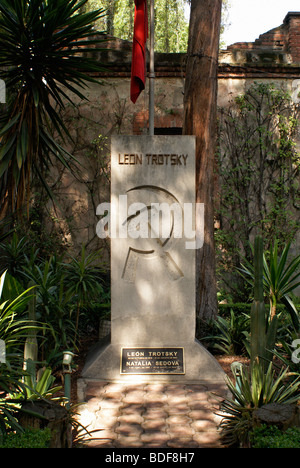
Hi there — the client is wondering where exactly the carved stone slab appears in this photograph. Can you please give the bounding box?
[110,135,196,348]
[82,136,225,384]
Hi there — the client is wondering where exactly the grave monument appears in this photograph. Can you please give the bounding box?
[81,135,225,384]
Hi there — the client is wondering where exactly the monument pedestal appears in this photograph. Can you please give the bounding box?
[81,339,225,384]
[79,136,225,391]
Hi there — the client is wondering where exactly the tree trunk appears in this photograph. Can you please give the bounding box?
[183,0,222,328]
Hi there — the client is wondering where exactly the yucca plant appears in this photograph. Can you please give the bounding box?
[264,241,300,331]
[0,0,106,219]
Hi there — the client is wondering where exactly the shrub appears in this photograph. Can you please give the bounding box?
[251,424,300,448]
[202,308,249,355]
[0,427,51,448]
[217,82,300,299]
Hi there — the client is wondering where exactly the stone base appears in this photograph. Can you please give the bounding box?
[80,338,225,385]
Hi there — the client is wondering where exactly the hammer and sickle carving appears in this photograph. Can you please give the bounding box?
[121,185,184,283]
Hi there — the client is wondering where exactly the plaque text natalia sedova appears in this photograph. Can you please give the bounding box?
[120,347,185,375]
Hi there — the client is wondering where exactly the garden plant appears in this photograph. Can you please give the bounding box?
[218,236,300,448]
[0,0,109,444]
[0,0,299,450]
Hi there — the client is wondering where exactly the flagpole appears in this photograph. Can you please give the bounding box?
[149,0,155,136]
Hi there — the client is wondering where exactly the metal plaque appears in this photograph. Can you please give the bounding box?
[121,347,185,374]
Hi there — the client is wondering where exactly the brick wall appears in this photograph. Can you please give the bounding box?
[253,24,288,50]
[285,12,300,62]
[133,110,183,135]
[227,12,300,63]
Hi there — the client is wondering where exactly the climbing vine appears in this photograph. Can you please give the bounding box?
[216,82,300,298]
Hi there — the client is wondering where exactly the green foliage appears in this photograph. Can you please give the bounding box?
[217,82,300,299]
[239,239,300,334]
[15,367,62,401]
[219,236,300,447]
[251,424,300,449]
[248,236,280,372]
[219,361,300,447]
[19,249,106,354]
[202,309,249,356]
[0,270,58,436]
[0,2,111,439]
[22,255,76,354]
[86,0,189,52]
[218,302,300,318]
[0,362,27,437]
[0,427,51,448]
[83,0,231,52]
[0,271,36,354]
[0,233,29,280]
[0,232,109,364]
[210,302,300,359]
[0,270,39,437]
[64,245,105,342]
[152,0,189,53]
[0,0,106,218]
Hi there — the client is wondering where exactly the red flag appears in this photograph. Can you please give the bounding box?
[130,0,148,103]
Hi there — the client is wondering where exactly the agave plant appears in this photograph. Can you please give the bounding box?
[239,240,300,333]
[0,0,106,218]
[219,361,300,447]
[202,309,249,356]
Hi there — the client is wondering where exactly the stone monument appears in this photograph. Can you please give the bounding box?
[81,135,224,384]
